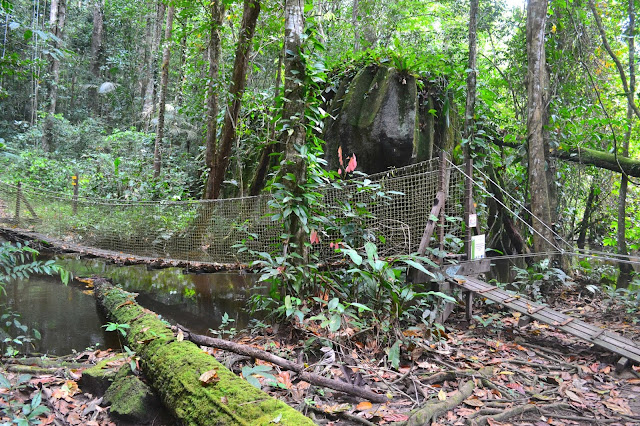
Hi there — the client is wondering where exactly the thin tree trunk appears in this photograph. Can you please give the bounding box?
[205,0,261,199]
[248,46,284,196]
[153,5,175,179]
[41,0,67,152]
[463,0,478,259]
[88,0,104,114]
[143,1,165,130]
[576,181,598,250]
[203,0,227,199]
[526,0,555,254]
[589,0,640,120]
[617,0,635,288]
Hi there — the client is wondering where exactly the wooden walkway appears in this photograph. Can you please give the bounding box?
[453,275,640,364]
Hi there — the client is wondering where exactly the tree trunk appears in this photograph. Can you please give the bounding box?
[205,0,261,199]
[463,0,478,259]
[203,0,226,199]
[279,0,307,257]
[153,5,175,179]
[248,46,284,196]
[88,0,104,114]
[93,279,313,425]
[617,0,635,288]
[576,181,598,250]
[143,1,165,131]
[41,0,67,152]
[526,0,556,254]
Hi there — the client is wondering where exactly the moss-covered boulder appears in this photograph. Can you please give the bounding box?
[323,64,456,174]
[94,279,314,426]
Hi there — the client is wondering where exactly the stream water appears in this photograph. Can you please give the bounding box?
[3,255,260,355]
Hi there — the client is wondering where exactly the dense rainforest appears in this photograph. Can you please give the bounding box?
[0,0,640,424]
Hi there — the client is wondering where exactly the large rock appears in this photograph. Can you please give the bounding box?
[323,65,456,174]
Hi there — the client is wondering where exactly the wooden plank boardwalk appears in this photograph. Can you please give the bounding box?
[453,276,640,364]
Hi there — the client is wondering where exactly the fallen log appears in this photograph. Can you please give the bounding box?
[93,279,313,426]
[177,325,388,403]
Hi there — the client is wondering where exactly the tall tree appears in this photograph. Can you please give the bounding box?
[463,0,478,259]
[203,0,227,199]
[41,0,67,152]
[526,0,556,254]
[143,1,166,130]
[205,0,261,199]
[279,0,307,257]
[617,0,635,287]
[153,4,175,179]
[88,0,104,114]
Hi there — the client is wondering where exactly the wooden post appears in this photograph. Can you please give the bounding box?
[72,172,79,215]
[15,182,21,222]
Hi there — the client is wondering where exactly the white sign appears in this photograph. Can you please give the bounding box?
[471,234,485,260]
[468,214,477,228]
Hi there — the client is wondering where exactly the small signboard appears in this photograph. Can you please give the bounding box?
[471,234,485,259]
[468,213,477,228]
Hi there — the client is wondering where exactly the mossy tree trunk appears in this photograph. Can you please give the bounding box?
[94,279,313,426]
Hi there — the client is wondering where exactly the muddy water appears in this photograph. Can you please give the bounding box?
[3,256,261,355]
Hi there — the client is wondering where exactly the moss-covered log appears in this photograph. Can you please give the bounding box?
[552,147,640,176]
[94,279,314,426]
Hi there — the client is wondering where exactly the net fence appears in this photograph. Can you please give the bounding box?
[0,158,466,265]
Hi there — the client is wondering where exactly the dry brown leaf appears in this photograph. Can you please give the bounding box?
[463,397,484,407]
[199,369,220,385]
[356,401,373,411]
[564,389,583,404]
[602,400,633,416]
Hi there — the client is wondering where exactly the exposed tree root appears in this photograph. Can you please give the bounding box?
[404,380,475,425]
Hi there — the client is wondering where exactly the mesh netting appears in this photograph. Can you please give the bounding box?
[0,158,465,265]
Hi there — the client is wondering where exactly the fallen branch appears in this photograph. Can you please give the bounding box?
[422,366,494,385]
[177,325,389,403]
[471,402,571,426]
[470,404,537,426]
[405,380,475,425]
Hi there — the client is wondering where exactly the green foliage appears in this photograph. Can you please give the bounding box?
[103,322,130,338]
[209,312,237,339]
[601,282,640,319]
[0,373,50,425]
[511,259,571,301]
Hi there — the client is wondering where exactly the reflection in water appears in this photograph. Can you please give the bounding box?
[3,275,119,355]
[2,255,263,355]
[56,257,262,336]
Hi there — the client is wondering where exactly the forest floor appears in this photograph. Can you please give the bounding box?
[0,284,638,425]
[212,284,640,425]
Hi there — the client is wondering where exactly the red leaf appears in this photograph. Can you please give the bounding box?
[345,154,357,173]
[310,230,320,244]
